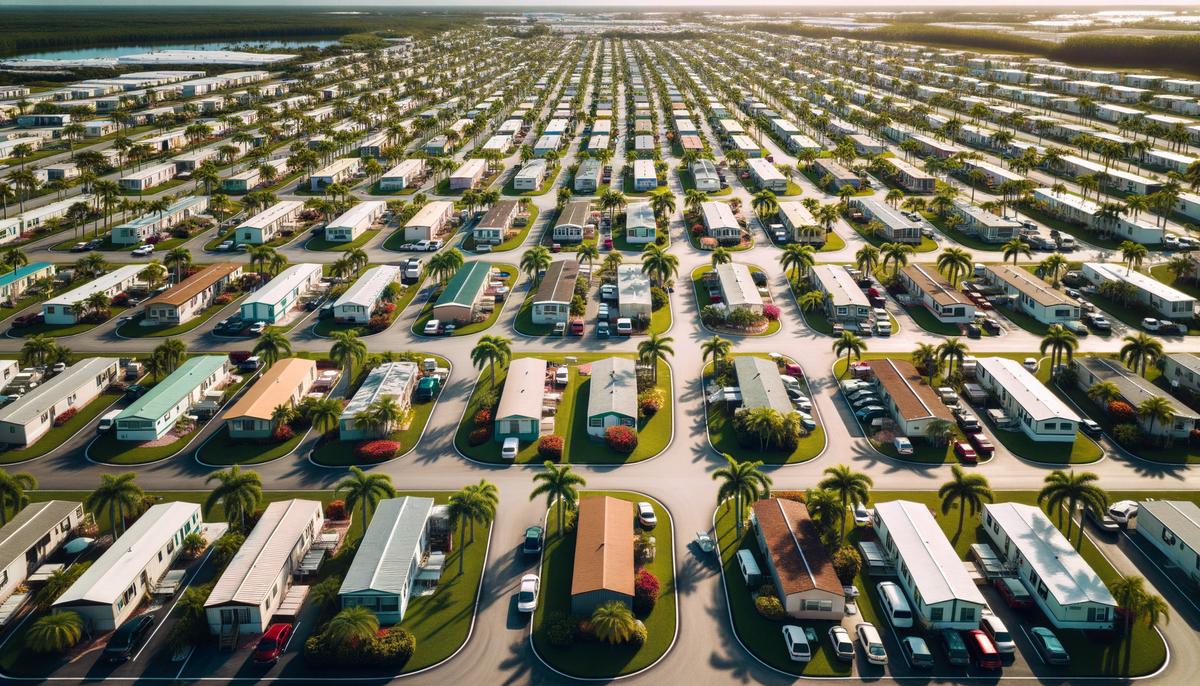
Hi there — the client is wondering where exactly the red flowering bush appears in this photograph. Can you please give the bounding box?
[214,293,234,305]
[538,434,563,460]
[634,569,660,615]
[325,499,348,520]
[300,209,322,221]
[691,224,706,237]
[355,440,400,461]
[367,315,392,333]
[763,303,781,321]
[53,408,78,426]
[272,424,295,442]
[1108,400,1136,422]
[605,425,638,454]
[468,427,491,446]
[382,303,397,313]
[473,407,493,427]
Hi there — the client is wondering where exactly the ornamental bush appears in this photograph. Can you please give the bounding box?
[1112,423,1140,447]
[650,286,668,310]
[754,595,786,620]
[545,612,577,648]
[473,407,493,427]
[367,315,391,333]
[605,425,638,454]
[1108,400,1136,422]
[468,426,491,446]
[832,546,863,583]
[633,569,660,615]
[304,626,416,667]
[638,389,663,417]
[53,408,78,426]
[354,440,400,462]
[271,424,295,442]
[538,434,563,460]
[325,500,348,521]
[763,303,781,321]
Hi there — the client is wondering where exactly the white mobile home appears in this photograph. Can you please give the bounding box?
[617,264,652,320]
[143,263,243,326]
[1135,501,1200,588]
[586,357,637,439]
[849,198,920,244]
[235,200,303,245]
[715,262,762,314]
[873,501,986,629]
[0,501,85,606]
[1074,356,1199,440]
[338,361,418,441]
[0,358,120,447]
[42,265,143,325]
[205,499,322,634]
[402,200,454,242]
[473,200,520,245]
[867,358,955,438]
[948,201,1021,243]
[1081,262,1195,321]
[898,264,975,324]
[553,201,591,243]
[378,158,426,191]
[449,159,486,191]
[701,201,740,242]
[240,263,322,324]
[324,201,384,243]
[494,357,547,443]
[690,160,721,192]
[309,158,360,192]
[514,158,548,191]
[339,496,436,624]
[982,503,1117,629]
[984,264,1080,325]
[532,260,578,326]
[623,202,656,244]
[118,162,176,192]
[810,265,870,324]
[747,158,787,193]
[332,265,400,324]
[54,502,203,630]
[632,159,656,192]
[111,195,209,245]
[975,357,1079,442]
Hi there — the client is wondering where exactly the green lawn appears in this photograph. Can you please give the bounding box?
[461,206,539,253]
[704,357,825,464]
[765,229,845,253]
[411,263,516,337]
[304,228,380,252]
[13,304,133,338]
[194,425,307,466]
[902,303,962,336]
[513,290,558,337]
[115,299,238,338]
[312,276,423,338]
[455,353,672,465]
[923,212,1003,252]
[501,164,560,196]
[311,395,442,467]
[690,265,781,336]
[678,169,732,196]
[531,493,675,678]
[0,390,123,465]
[1149,264,1200,299]
[713,500,851,677]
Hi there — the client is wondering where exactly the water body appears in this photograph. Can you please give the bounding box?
[17,39,338,62]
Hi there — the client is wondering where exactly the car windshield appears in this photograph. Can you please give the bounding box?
[994,630,1011,642]
[792,642,808,653]
[258,639,277,650]
[869,643,885,657]
[518,590,534,603]
[837,641,853,652]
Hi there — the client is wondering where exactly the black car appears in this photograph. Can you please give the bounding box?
[966,323,981,339]
[522,525,544,555]
[103,614,156,662]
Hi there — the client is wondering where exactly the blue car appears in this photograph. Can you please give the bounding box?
[855,406,886,422]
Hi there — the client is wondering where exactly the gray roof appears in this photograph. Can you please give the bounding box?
[340,497,435,596]
[734,356,793,416]
[497,357,547,421]
[588,357,637,420]
[205,499,322,607]
[0,358,119,426]
[1077,357,1199,421]
[1140,500,1200,552]
[0,501,81,573]
[534,259,578,305]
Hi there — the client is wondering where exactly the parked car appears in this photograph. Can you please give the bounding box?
[600,284,617,300]
[1086,506,1121,532]
[596,321,610,338]
[893,436,914,456]
[902,636,934,669]
[995,576,1033,609]
[855,622,887,665]
[569,320,585,336]
[248,321,266,335]
[1030,626,1070,665]
[967,432,995,458]
[554,366,569,386]
[597,303,610,321]
[965,629,1002,670]
[1080,419,1103,437]
[523,525,544,555]
[980,612,1016,654]
[637,502,657,529]
[1108,500,1138,526]
[939,628,970,666]
[953,441,978,463]
[501,437,519,460]
[782,625,811,662]
[97,409,121,433]
[854,406,886,422]
[103,614,156,662]
[517,574,540,613]
[956,411,982,434]
[828,626,855,662]
[253,623,293,664]
[1023,357,1038,372]
[615,317,633,335]
[1063,320,1089,336]
[553,321,566,336]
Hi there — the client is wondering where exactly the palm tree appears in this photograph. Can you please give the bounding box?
[637,334,673,383]
[779,243,815,282]
[446,482,497,574]
[519,245,552,283]
[750,189,779,221]
[335,467,396,528]
[936,338,969,378]
[832,331,866,377]
[1039,253,1069,287]
[203,465,263,530]
[818,464,873,543]
[1119,333,1164,377]
[911,342,940,384]
[938,466,994,536]
[935,247,973,286]
[1088,381,1122,406]
[710,246,732,269]
[164,247,192,284]
[0,470,36,524]
[712,454,772,537]
[590,601,638,645]
[1110,576,1170,635]
[1002,237,1031,265]
[880,242,914,275]
[252,331,291,369]
[1138,396,1175,446]
[26,612,83,654]
[855,246,880,275]
[85,473,144,536]
[1040,325,1078,375]
[153,337,187,374]
[303,397,343,434]
[324,606,379,645]
[1037,469,1108,543]
[471,335,512,387]
[329,330,367,381]
[701,335,733,377]
[1117,240,1148,275]
[640,243,679,288]
[576,243,599,281]
[20,334,58,368]
[529,462,586,538]
[741,407,785,452]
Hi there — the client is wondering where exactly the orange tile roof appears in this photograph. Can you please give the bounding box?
[570,496,635,598]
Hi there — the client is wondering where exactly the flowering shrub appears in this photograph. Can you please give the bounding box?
[634,569,660,615]
[367,315,392,333]
[299,209,322,221]
[538,434,563,460]
[755,595,786,620]
[355,440,400,462]
[382,303,397,314]
[468,426,491,446]
[1108,400,1136,422]
[691,224,706,237]
[214,293,234,305]
[53,408,78,426]
[605,425,638,454]
[638,390,663,417]
[272,424,295,442]
[473,408,493,427]
[325,499,348,520]
[763,303,781,321]
[112,293,129,306]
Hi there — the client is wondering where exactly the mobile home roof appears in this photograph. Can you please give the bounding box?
[225,357,317,422]
[242,263,321,309]
[117,355,227,422]
[0,501,82,573]
[875,500,985,606]
[205,499,321,606]
[588,357,637,420]
[44,265,143,309]
[332,265,399,311]
[437,261,491,308]
[496,357,547,420]
[734,356,792,416]
[339,497,435,595]
[977,356,1079,423]
[0,358,119,426]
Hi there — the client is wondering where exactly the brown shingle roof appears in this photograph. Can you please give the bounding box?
[753,499,842,596]
[868,358,954,423]
[145,263,242,308]
[570,496,634,598]
[534,259,578,304]
[900,264,972,308]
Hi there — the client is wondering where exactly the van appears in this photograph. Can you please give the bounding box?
[735,549,762,586]
[97,410,121,433]
[876,581,914,628]
[965,629,1002,670]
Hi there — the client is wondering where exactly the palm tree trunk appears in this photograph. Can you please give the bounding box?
[840,496,848,543]
[957,500,966,533]
[458,523,466,575]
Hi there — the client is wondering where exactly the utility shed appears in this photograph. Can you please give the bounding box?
[205,499,323,634]
[339,496,436,624]
[570,496,634,614]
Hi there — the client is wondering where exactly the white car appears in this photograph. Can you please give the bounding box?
[637,502,657,529]
[893,436,914,456]
[828,626,855,662]
[782,625,811,662]
[218,240,234,251]
[554,366,569,386]
[856,622,888,665]
[423,319,441,335]
[500,437,519,460]
[248,322,266,335]
[853,502,872,526]
[615,317,633,335]
[980,612,1016,654]
[517,574,540,613]
[1023,357,1038,372]
[1108,500,1138,526]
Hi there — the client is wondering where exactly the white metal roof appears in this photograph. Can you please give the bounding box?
[55,502,200,607]
[327,201,385,231]
[333,265,399,310]
[716,263,761,310]
[625,202,654,230]
[874,500,985,606]
[812,265,870,308]
[748,158,784,182]
[340,361,417,423]
[984,502,1116,607]
[0,358,119,426]
[588,357,637,420]
[734,356,792,416]
[339,497,434,596]
[44,265,143,308]
[976,357,1080,423]
[633,159,655,180]
[496,357,547,421]
[205,499,321,607]
[242,263,321,308]
[405,200,452,229]
[1083,262,1194,305]
[701,201,738,231]
[237,201,302,230]
[617,264,651,309]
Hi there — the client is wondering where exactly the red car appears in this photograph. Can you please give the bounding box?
[254,623,293,664]
[967,432,995,458]
[569,320,585,336]
[995,577,1034,609]
[965,629,1002,670]
[953,441,978,463]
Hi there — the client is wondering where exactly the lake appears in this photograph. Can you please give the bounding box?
[17,40,338,62]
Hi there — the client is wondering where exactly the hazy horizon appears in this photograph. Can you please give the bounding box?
[2,0,1199,7]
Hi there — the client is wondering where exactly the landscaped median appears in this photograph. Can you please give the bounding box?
[691,265,781,337]
[531,492,676,679]
[454,352,672,465]
[703,354,825,465]
[312,273,425,339]
[411,262,517,337]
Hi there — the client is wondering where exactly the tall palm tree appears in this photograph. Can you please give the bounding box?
[1138,396,1175,446]
[911,342,940,384]
[637,334,673,383]
[936,338,969,378]
[446,482,497,574]
[1119,333,1164,377]
[85,473,144,536]
[832,331,866,377]
[935,247,973,286]
[710,247,732,269]
[742,407,785,452]
[329,330,367,381]
[335,466,396,528]
[880,242,913,275]
[590,601,638,645]
[1118,240,1148,275]
[640,243,679,288]
[855,245,880,275]
[938,466,994,535]
[576,243,599,281]
[529,462,586,539]
[462,480,498,544]
[701,336,733,376]
[1037,469,1108,543]
[324,606,379,645]
[818,464,873,543]
[303,397,343,434]
[712,454,772,537]
[471,335,512,387]
[203,465,263,530]
[779,243,816,282]
[1038,253,1069,287]
[252,331,292,369]
[519,245,552,283]
[1040,325,1078,375]
[1088,381,1122,406]
[0,470,36,524]
[1002,237,1031,265]
[164,247,192,284]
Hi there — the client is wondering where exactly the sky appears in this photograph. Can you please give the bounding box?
[1,1,1199,7]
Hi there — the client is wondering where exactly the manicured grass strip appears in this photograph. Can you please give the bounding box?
[0,390,123,464]
[411,263,517,337]
[304,228,381,252]
[902,303,962,336]
[703,357,824,465]
[848,221,938,253]
[194,425,306,466]
[714,500,851,677]
[531,493,675,678]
